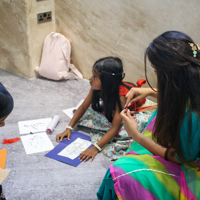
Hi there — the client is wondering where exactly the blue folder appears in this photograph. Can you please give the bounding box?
[45,131,92,167]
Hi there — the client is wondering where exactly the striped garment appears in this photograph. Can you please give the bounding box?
[110,117,200,200]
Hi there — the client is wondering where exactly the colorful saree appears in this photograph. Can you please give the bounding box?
[98,113,200,200]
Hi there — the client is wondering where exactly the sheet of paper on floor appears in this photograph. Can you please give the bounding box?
[0,168,10,184]
[21,132,54,154]
[18,118,52,134]
[58,138,91,159]
[63,99,84,119]
[45,131,92,167]
[63,107,75,119]
[0,149,7,169]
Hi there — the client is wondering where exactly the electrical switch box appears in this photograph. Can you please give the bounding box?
[37,11,52,23]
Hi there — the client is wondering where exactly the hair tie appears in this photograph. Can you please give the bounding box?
[165,148,170,161]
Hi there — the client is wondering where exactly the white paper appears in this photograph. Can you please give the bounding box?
[63,107,75,119]
[63,99,84,119]
[21,132,54,154]
[58,138,91,159]
[18,118,52,134]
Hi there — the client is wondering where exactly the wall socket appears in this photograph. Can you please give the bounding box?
[37,11,52,23]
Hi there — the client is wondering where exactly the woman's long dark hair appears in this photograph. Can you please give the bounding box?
[92,57,124,122]
[145,31,200,164]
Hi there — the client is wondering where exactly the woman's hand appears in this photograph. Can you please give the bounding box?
[120,109,141,141]
[125,87,157,108]
[56,128,72,142]
[79,146,99,162]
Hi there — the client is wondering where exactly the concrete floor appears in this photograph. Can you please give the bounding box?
[0,69,112,200]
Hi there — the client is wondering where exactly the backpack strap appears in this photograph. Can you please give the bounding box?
[121,79,146,90]
[51,32,83,80]
[120,82,137,90]
[68,63,83,80]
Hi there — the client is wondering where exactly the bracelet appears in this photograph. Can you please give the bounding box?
[165,148,170,161]
[93,143,102,152]
[66,125,73,130]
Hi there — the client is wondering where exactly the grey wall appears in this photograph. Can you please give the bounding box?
[1,0,200,84]
[55,0,200,87]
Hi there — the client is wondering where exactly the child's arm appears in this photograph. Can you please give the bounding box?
[121,109,182,164]
[79,104,122,162]
[56,88,93,142]
[120,96,126,109]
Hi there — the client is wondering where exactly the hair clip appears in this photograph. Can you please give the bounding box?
[188,42,200,57]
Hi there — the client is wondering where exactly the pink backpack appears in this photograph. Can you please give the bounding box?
[35,32,83,80]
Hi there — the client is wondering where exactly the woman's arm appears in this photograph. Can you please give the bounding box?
[79,104,122,162]
[125,87,158,108]
[135,132,181,164]
[121,109,181,164]
[56,88,93,142]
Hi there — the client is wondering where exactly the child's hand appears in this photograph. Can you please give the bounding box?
[56,129,72,142]
[120,109,140,141]
[79,146,99,162]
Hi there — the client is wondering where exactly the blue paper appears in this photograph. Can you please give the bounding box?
[45,131,92,167]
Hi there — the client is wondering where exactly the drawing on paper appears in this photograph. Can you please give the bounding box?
[24,122,48,130]
[18,118,52,134]
[58,138,92,160]
[28,135,46,149]
[21,132,54,154]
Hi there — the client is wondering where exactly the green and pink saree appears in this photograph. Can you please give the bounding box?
[98,111,200,200]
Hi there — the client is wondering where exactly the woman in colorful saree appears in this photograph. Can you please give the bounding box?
[97,31,200,200]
